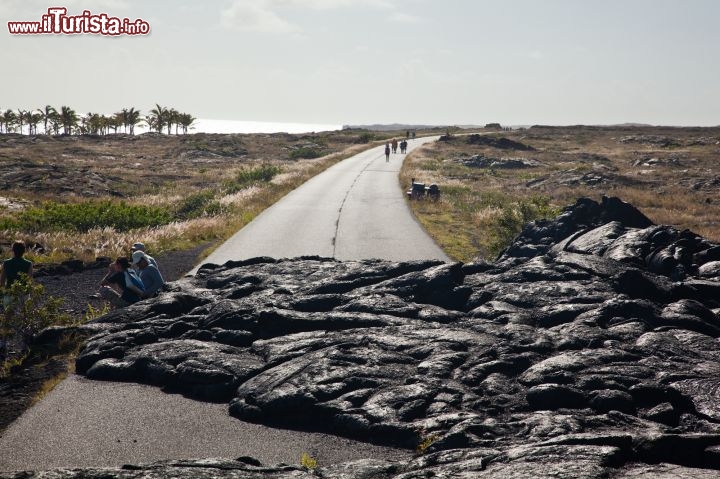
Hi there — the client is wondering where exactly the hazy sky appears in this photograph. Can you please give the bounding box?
[2,0,719,126]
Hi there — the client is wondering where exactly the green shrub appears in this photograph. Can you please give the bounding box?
[224,164,281,193]
[175,190,224,219]
[290,147,322,159]
[355,131,375,144]
[300,453,318,470]
[486,196,560,256]
[84,302,110,322]
[1,274,73,372]
[0,200,173,232]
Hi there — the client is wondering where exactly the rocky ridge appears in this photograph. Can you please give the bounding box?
[9,196,720,478]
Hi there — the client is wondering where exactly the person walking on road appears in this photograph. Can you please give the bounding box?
[385,142,391,162]
[391,138,398,154]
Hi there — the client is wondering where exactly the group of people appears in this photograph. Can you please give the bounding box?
[2,239,167,310]
[384,138,409,161]
[98,242,165,308]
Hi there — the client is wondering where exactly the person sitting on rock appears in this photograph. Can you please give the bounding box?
[131,250,165,298]
[99,257,145,307]
[131,242,160,272]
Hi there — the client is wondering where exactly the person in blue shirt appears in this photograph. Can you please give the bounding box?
[99,257,144,307]
[131,250,165,298]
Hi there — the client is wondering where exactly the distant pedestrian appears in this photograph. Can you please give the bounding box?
[1,240,33,308]
[131,251,165,298]
[99,257,145,307]
[131,242,159,272]
[385,143,390,162]
[400,140,408,154]
[391,138,398,154]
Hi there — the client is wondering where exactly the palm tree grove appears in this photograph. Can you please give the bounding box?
[0,105,196,135]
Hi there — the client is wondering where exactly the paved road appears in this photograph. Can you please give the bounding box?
[193,136,449,272]
[0,138,446,472]
[0,376,409,471]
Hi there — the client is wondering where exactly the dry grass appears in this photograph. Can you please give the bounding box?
[0,131,376,263]
[29,360,72,406]
[401,126,720,261]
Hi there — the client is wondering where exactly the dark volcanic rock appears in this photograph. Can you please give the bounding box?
[20,196,720,477]
[458,154,542,169]
[465,134,535,151]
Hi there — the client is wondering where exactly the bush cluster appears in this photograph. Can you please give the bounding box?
[1,274,74,374]
[0,200,173,232]
[175,191,224,220]
[224,164,282,194]
[290,147,322,160]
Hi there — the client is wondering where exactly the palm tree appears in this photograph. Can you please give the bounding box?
[49,110,61,135]
[41,105,56,134]
[16,109,28,135]
[167,108,179,134]
[178,113,196,134]
[2,109,17,133]
[147,104,167,134]
[126,108,141,135]
[60,105,78,135]
[27,111,43,135]
[107,114,121,134]
[117,108,129,133]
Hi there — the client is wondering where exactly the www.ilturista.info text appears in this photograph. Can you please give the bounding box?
[7,7,150,35]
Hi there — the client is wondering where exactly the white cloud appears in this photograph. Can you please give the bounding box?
[222,0,411,34]
[1,0,129,19]
[389,12,420,24]
[222,2,299,33]
[272,0,393,9]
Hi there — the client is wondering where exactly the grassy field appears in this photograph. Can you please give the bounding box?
[401,125,720,262]
[0,129,407,264]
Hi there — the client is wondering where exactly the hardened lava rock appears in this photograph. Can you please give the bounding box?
[24,196,720,478]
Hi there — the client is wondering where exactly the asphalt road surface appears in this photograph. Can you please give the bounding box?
[0,376,409,471]
[0,138,446,472]
[193,136,449,272]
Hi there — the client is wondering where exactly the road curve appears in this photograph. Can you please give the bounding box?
[193,136,449,272]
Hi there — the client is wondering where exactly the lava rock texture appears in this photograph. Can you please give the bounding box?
[11,196,720,478]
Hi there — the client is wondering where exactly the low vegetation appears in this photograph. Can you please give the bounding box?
[300,453,318,470]
[401,125,720,262]
[0,130,377,264]
[1,274,76,376]
[0,200,174,232]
